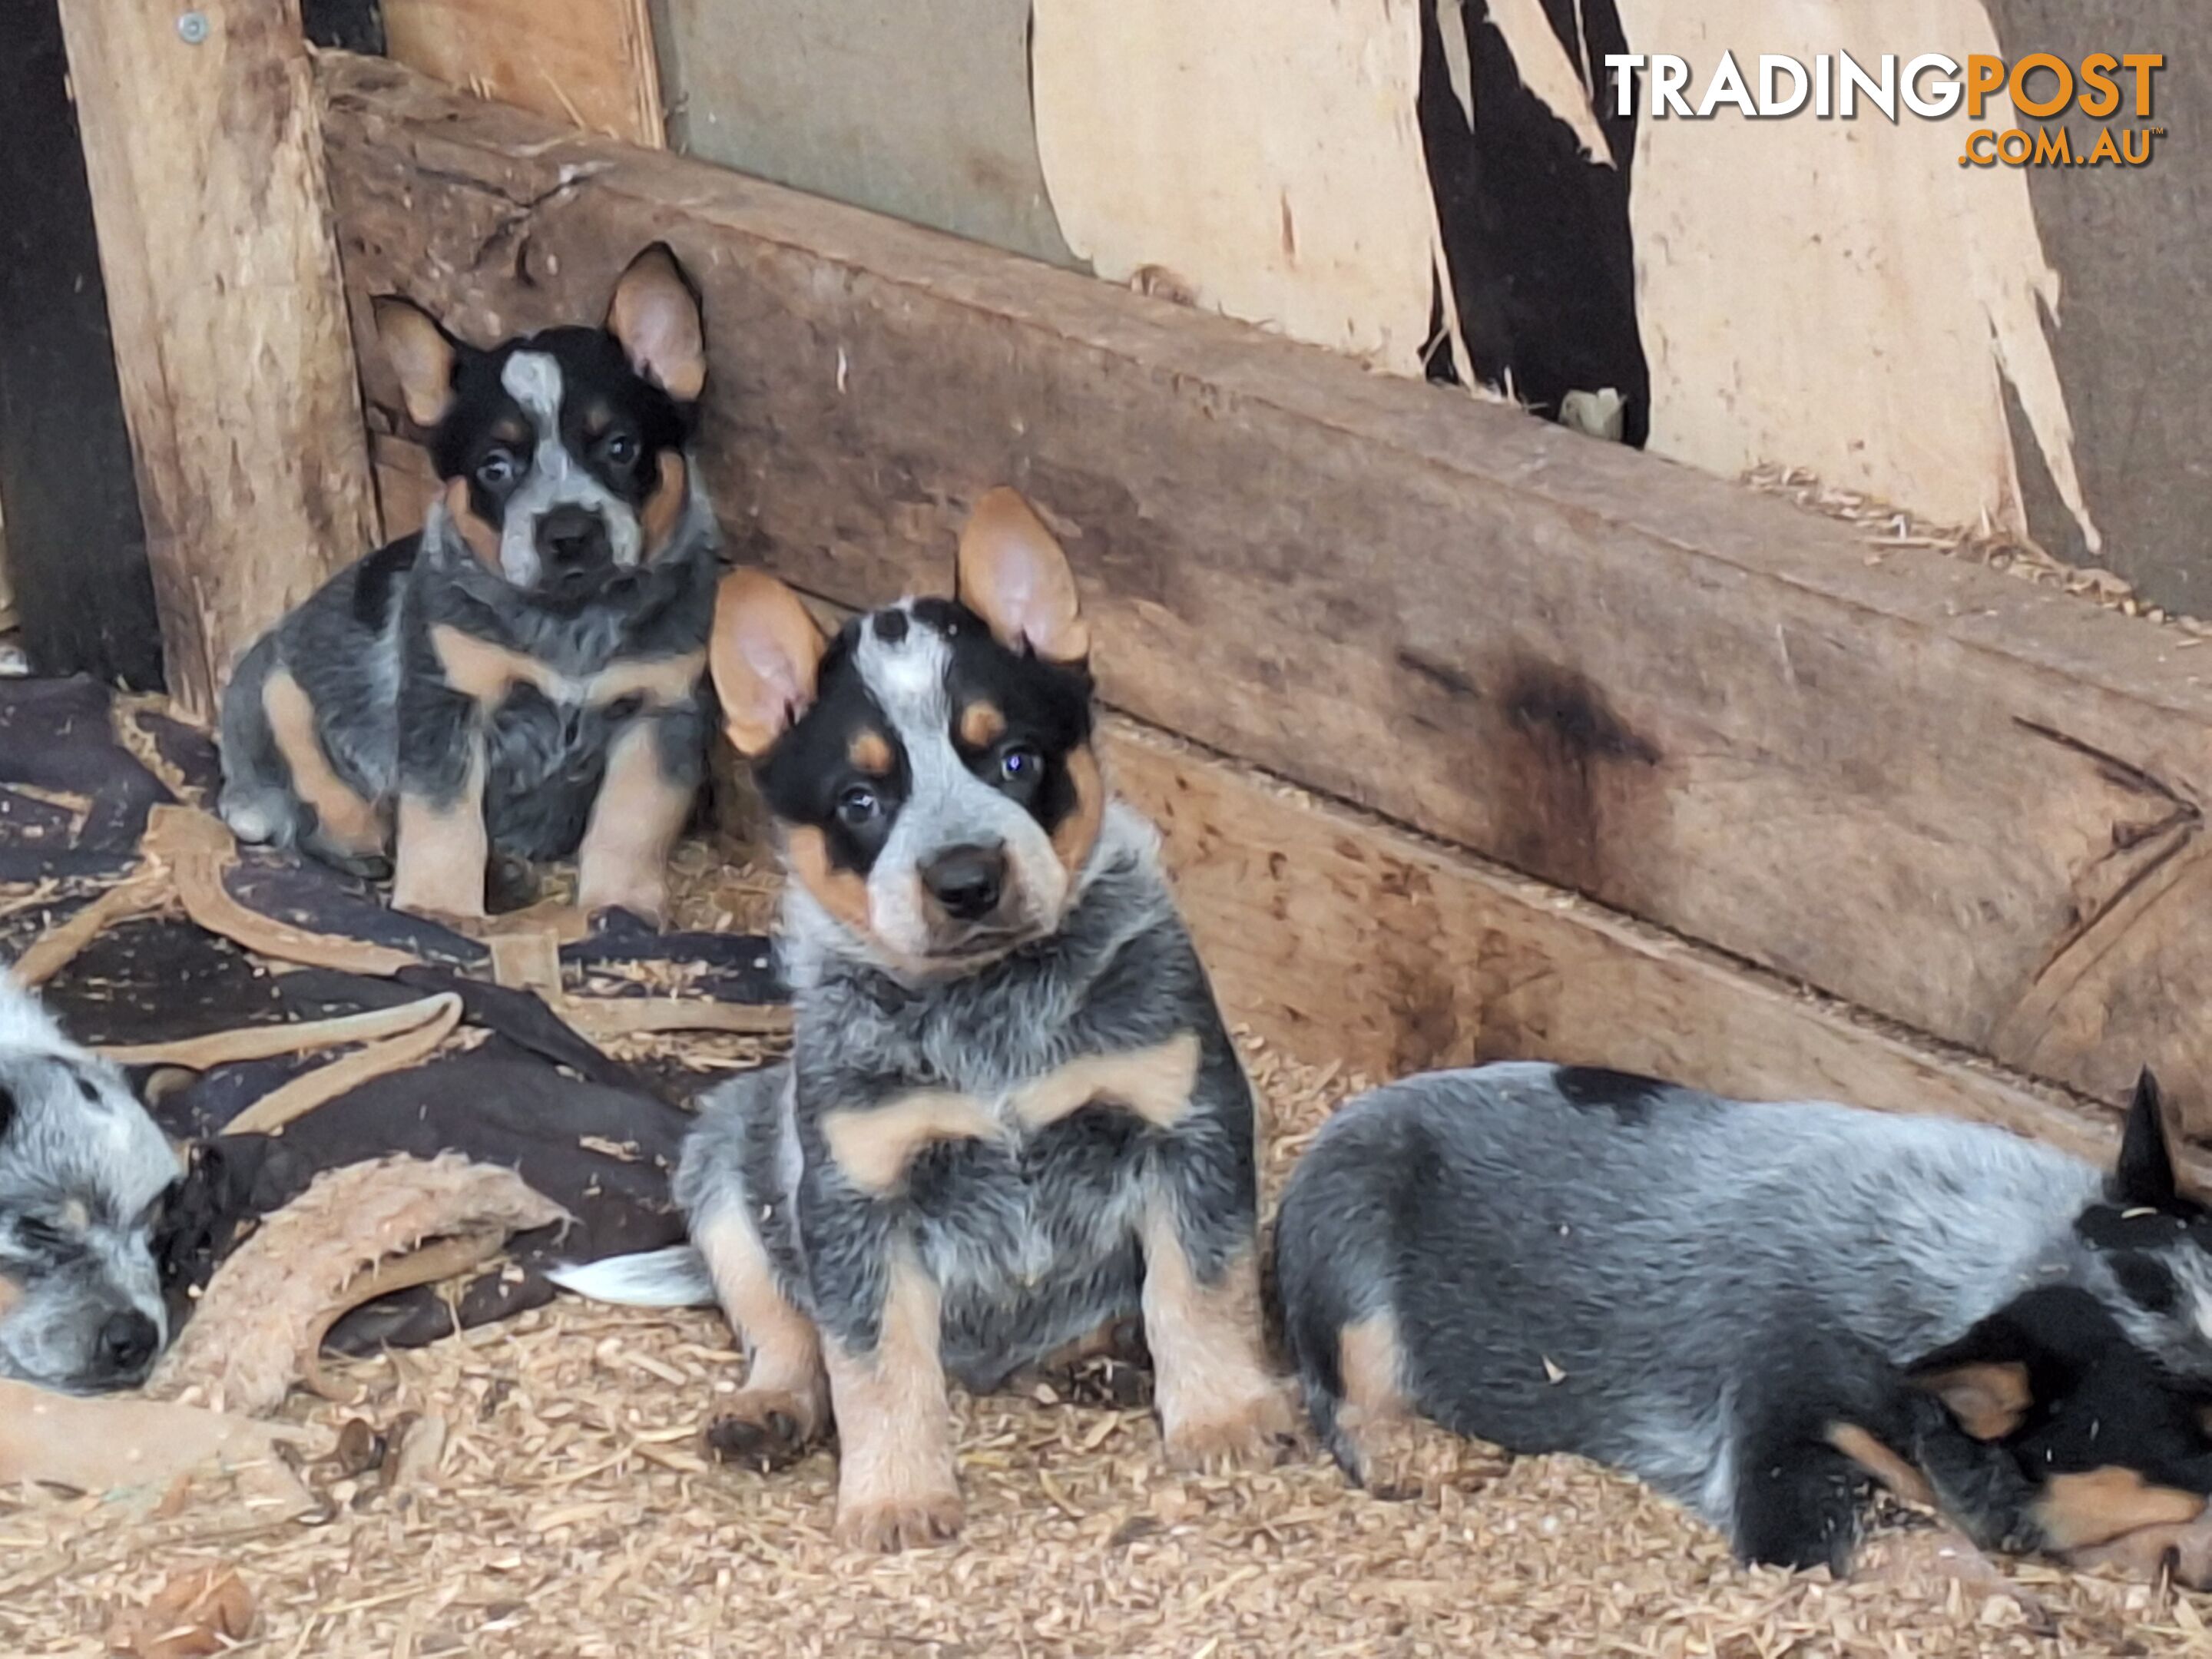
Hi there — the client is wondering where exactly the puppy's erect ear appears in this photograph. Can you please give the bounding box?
[607,243,707,402]
[2114,1068,2181,1210]
[372,295,465,431]
[955,488,1091,666]
[710,570,826,757]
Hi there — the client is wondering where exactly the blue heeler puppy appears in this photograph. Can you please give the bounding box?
[1275,1061,2212,1575]
[0,973,177,1392]
[218,245,719,926]
[557,489,1293,1549]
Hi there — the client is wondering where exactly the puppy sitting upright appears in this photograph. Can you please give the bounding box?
[219,245,718,926]
[0,974,176,1392]
[564,489,1292,1548]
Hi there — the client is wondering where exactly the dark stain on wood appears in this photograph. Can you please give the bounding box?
[1496,658,1660,892]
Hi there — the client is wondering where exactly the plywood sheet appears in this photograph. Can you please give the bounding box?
[1031,0,1439,373]
[1614,0,2097,554]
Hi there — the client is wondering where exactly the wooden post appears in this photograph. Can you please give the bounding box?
[56,0,380,721]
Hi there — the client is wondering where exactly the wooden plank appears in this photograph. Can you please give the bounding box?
[1104,717,2125,1170]
[316,56,2212,1127]
[58,1,381,721]
[0,0,164,690]
[382,0,662,147]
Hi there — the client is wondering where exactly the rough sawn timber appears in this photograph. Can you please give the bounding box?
[58,0,382,720]
[316,55,2212,1131]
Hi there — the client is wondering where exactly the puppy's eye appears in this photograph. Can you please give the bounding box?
[996,744,1042,787]
[601,431,639,467]
[836,784,882,828]
[14,1217,64,1250]
[475,449,521,488]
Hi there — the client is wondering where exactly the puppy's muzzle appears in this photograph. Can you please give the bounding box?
[535,505,616,582]
[921,843,1008,925]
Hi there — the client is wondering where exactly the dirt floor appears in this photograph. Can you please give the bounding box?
[4,1025,2207,1659]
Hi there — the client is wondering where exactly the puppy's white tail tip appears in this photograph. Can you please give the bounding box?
[545,1245,715,1308]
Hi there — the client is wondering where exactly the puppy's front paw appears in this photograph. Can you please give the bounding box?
[704,1389,824,1474]
[1340,1411,1505,1502]
[1162,1382,1301,1475]
[833,1488,965,1552]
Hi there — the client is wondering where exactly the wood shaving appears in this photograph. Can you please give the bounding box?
[2,1045,2200,1656]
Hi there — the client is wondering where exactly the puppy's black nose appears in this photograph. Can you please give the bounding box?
[98,1310,158,1377]
[921,844,1007,922]
[536,505,613,568]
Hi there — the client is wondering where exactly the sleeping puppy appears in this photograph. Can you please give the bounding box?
[555,488,1293,1549]
[1274,1061,2212,1575]
[219,244,719,927]
[0,973,176,1392]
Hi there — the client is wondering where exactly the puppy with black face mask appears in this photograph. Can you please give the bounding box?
[219,244,719,926]
[0,974,176,1392]
[555,489,1295,1550]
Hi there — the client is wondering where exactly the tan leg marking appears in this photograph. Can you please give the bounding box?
[1330,1309,1486,1497]
[641,452,689,559]
[1051,743,1105,876]
[1139,1204,1296,1472]
[392,743,489,921]
[785,825,876,940]
[442,478,505,572]
[1011,1034,1201,1131]
[1826,1421,1937,1508]
[575,722,693,926]
[694,1207,828,1469]
[260,668,384,857]
[957,701,1005,750]
[2033,1467,2207,1552]
[821,1091,1000,1195]
[826,1253,962,1550]
[0,1273,21,1320]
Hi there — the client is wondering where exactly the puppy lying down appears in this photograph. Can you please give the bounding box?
[1274,1061,2212,1578]
[0,973,176,1392]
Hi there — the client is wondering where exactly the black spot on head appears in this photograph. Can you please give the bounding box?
[871,608,909,644]
[0,1081,14,1143]
[1551,1065,1673,1123]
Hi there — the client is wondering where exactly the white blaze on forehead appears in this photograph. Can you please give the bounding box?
[487,348,645,576]
[500,350,565,436]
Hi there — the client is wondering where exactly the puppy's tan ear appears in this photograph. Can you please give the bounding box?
[1912,1360,2032,1442]
[955,488,1090,665]
[711,570,826,757]
[608,243,707,402]
[372,296,462,430]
